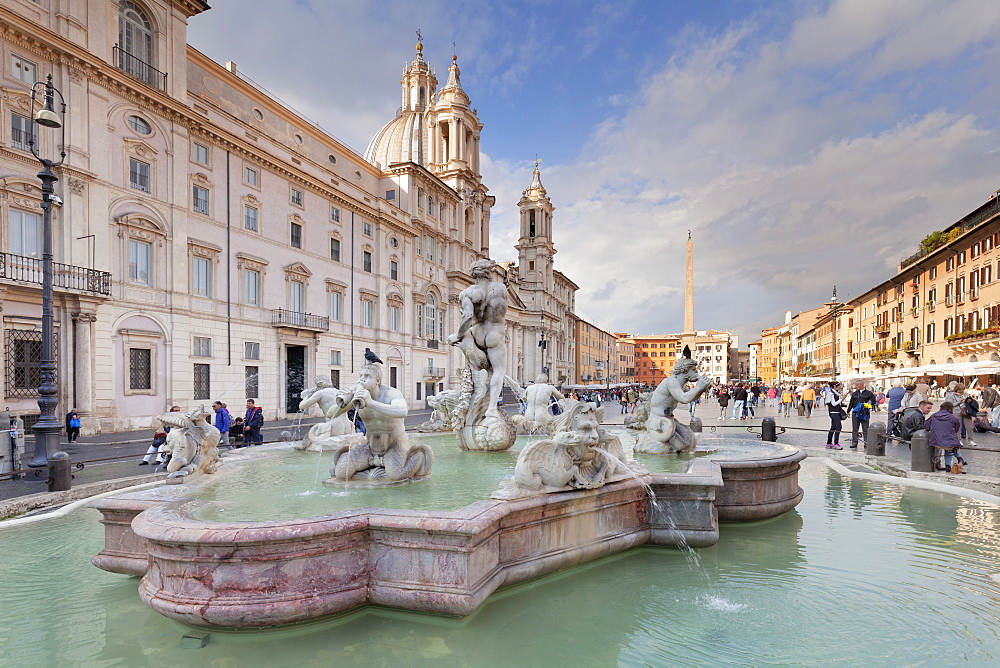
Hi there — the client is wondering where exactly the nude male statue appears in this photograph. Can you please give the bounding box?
[523,373,564,424]
[330,363,432,481]
[448,259,508,419]
[638,357,713,453]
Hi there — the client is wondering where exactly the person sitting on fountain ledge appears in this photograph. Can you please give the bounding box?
[328,362,433,482]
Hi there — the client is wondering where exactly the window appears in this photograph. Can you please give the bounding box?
[11,54,37,84]
[193,336,212,357]
[330,369,340,387]
[930,266,938,280]
[11,113,35,152]
[947,257,955,271]
[294,133,304,145]
[290,222,303,248]
[390,305,400,332]
[129,158,150,192]
[330,292,342,321]
[244,166,259,187]
[426,236,435,262]
[244,342,260,360]
[417,304,423,335]
[244,269,260,305]
[390,260,398,280]
[128,239,151,285]
[191,256,211,297]
[245,366,259,399]
[363,222,372,236]
[289,280,304,313]
[252,108,264,121]
[330,350,342,365]
[390,237,399,249]
[244,205,258,231]
[439,309,445,341]
[128,115,151,135]
[958,250,967,266]
[193,142,209,165]
[425,295,437,338]
[119,1,155,77]
[386,189,396,200]
[9,209,41,257]
[328,154,337,165]
[330,238,341,262]
[193,185,209,215]
[362,300,373,327]
[363,251,372,272]
[129,347,152,390]
[331,206,340,222]
[194,363,211,400]
[291,188,303,206]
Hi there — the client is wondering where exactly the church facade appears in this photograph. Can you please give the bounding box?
[0,0,577,432]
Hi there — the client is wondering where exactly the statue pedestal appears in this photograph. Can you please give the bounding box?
[298,433,366,453]
[457,413,516,451]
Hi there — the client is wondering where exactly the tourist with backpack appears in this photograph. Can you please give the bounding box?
[846,381,877,449]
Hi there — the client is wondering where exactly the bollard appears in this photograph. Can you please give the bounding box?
[689,417,703,433]
[47,451,71,492]
[865,421,886,456]
[761,417,777,442]
[910,429,934,472]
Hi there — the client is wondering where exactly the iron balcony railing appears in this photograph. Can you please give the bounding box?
[899,197,1000,269]
[270,308,329,331]
[0,252,111,295]
[114,45,167,91]
[422,367,446,378]
[426,338,440,349]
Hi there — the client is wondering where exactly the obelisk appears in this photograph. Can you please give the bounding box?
[683,231,694,334]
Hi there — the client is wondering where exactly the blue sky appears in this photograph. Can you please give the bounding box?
[188,0,1000,345]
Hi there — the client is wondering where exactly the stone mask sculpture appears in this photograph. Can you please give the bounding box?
[155,406,222,484]
[492,400,645,499]
[447,259,516,451]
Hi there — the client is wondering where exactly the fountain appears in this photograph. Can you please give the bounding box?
[293,376,365,451]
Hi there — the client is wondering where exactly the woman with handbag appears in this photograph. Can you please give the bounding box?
[825,382,846,449]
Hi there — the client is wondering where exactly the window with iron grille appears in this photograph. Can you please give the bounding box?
[5,329,57,398]
[11,113,35,152]
[128,347,151,390]
[244,341,260,360]
[129,158,151,192]
[245,365,259,399]
[193,185,209,215]
[330,369,340,388]
[194,363,210,400]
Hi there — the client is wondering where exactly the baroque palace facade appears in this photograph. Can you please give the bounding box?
[0,0,577,432]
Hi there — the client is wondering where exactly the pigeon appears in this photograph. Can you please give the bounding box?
[364,347,383,364]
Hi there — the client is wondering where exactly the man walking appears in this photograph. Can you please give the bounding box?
[213,401,231,447]
[886,381,907,433]
[846,381,877,449]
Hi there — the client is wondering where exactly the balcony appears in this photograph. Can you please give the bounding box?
[426,338,440,350]
[0,252,112,295]
[903,341,918,354]
[270,308,329,331]
[870,347,898,364]
[114,45,167,92]
[956,292,966,304]
[971,287,980,301]
[945,295,954,307]
[422,367,446,379]
[874,322,891,336]
[947,327,1000,347]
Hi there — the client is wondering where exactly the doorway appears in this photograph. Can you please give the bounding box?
[286,345,306,413]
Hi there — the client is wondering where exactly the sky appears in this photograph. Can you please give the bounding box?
[187,0,1000,345]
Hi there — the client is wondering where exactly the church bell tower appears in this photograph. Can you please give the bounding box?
[515,161,555,285]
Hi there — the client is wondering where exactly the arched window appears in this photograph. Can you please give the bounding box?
[425,294,437,338]
[119,1,156,83]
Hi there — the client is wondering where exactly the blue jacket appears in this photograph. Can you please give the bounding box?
[886,386,906,412]
[214,407,231,433]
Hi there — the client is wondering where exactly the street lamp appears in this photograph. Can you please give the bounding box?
[26,74,68,482]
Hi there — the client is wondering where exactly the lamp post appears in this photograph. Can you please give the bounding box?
[26,74,68,484]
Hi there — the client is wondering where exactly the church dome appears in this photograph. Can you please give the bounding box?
[365,109,426,168]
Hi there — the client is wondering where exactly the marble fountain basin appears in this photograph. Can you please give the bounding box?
[89,434,804,629]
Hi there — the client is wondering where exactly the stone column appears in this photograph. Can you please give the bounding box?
[449,119,457,161]
[73,312,97,414]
